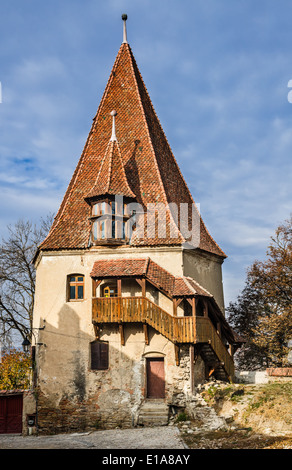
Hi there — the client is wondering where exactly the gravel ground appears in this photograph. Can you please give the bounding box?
[0,426,187,449]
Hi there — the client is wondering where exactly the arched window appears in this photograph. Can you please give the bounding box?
[68,275,85,301]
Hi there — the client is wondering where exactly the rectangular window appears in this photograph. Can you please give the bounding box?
[90,341,109,370]
[68,275,84,300]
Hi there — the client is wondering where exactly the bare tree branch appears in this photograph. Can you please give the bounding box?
[0,214,54,344]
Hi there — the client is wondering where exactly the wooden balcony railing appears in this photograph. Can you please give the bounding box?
[92,296,234,379]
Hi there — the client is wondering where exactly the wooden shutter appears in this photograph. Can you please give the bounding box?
[91,341,109,370]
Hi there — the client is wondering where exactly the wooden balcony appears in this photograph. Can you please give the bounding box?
[92,296,234,380]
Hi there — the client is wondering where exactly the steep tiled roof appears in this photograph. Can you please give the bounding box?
[39,39,226,258]
[90,257,212,299]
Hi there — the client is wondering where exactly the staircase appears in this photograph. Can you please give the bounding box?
[200,344,229,381]
[137,400,169,427]
[92,296,235,381]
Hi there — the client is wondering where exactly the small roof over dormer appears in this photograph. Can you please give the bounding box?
[85,110,135,202]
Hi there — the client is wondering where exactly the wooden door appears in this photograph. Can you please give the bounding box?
[146,358,165,398]
[0,395,23,434]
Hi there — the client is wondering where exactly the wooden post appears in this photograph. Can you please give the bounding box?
[203,299,208,318]
[117,279,122,321]
[175,344,180,366]
[92,279,102,298]
[229,344,234,357]
[173,298,183,316]
[119,323,125,346]
[143,323,149,345]
[173,299,177,317]
[192,297,196,342]
[190,345,194,393]
[141,278,146,297]
[117,278,122,297]
[136,278,146,297]
[93,321,100,340]
[192,298,196,316]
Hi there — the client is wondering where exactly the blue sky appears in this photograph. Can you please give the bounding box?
[0,0,291,307]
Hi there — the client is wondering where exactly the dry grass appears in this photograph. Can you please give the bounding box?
[181,381,292,449]
[182,427,292,449]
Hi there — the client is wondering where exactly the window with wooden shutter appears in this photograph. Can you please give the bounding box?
[90,341,109,370]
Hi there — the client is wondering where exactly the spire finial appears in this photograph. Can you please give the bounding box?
[122,13,128,43]
[110,110,117,141]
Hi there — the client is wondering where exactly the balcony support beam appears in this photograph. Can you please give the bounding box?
[203,299,208,318]
[143,323,149,345]
[117,278,122,297]
[92,279,102,297]
[174,344,180,366]
[173,298,183,316]
[136,278,146,297]
[93,321,101,340]
[119,323,125,346]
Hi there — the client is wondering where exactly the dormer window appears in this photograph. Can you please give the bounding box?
[90,198,130,245]
[84,111,137,246]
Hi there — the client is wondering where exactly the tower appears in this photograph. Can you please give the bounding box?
[32,15,238,433]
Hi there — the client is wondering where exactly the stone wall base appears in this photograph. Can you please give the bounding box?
[37,392,133,435]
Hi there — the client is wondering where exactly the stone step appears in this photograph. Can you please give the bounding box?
[137,400,169,426]
[140,403,169,411]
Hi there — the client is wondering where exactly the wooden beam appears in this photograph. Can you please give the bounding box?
[203,299,208,318]
[173,298,183,316]
[190,345,194,393]
[208,367,216,378]
[117,278,122,297]
[175,344,180,366]
[93,321,101,340]
[193,344,204,363]
[92,279,102,297]
[173,299,177,317]
[192,297,196,316]
[136,278,146,297]
[208,361,224,377]
[119,323,125,346]
[143,323,149,345]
